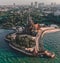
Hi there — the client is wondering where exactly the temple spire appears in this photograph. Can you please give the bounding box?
[27,9,33,24]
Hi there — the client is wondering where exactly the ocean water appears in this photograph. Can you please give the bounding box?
[0,29,60,63]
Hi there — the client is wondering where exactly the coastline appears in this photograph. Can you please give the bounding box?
[41,27,60,37]
[5,27,60,57]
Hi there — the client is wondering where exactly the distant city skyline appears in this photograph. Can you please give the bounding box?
[0,0,60,5]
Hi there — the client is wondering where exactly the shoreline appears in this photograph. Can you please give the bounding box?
[41,27,60,37]
[4,27,60,57]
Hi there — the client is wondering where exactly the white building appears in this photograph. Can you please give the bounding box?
[54,10,60,16]
[50,24,59,28]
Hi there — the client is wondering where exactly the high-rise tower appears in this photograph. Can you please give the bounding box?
[34,2,38,8]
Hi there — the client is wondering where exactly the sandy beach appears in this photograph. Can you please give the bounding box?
[41,27,60,37]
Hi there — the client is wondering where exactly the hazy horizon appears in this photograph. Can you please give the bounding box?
[0,0,60,5]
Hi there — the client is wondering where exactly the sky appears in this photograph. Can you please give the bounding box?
[0,0,60,5]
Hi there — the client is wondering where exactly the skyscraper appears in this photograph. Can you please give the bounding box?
[31,2,33,7]
[13,3,16,8]
[34,2,38,8]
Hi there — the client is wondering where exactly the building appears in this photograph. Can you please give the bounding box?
[54,10,60,16]
[13,3,16,8]
[31,2,33,7]
[51,2,56,7]
[50,24,59,28]
[34,2,38,8]
[0,8,9,12]
[38,3,44,8]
